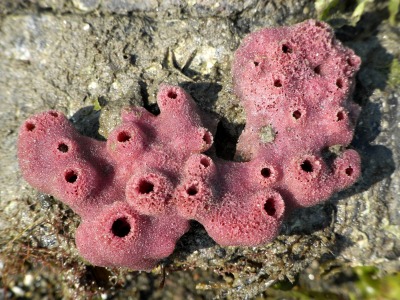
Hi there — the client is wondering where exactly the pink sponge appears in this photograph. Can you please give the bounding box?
[17,20,361,270]
[233,19,361,207]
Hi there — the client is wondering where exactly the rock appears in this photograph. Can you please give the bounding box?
[102,0,158,14]
[72,0,100,12]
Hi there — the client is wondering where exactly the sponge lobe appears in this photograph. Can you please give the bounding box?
[233,19,361,207]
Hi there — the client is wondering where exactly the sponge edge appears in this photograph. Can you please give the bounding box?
[201,189,285,246]
[17,19,362,271]
[75,202,189,270]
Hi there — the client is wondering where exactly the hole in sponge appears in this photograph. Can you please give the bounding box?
[261,168,271,178]
[345,167,353,176]
[26,122,35,131]
[58,143,69,153]
[49,112,58,117]
[65,170,78,183]
[111,217,131,238]
[264,198,276,216]
[138,180,154,194]
[186,185,198,196]
[282,44,292,53]
[301,160,313,173]
[292,110,302,120]
[336,111,345,121]
[313,65,321,74]
[117,131,131,142]
[167,90,177,99]
[274,79,282,87]
[347,57,355,67]
[336,78,343,89]
[200,157,210,168]
[253,61,259,67]
[202,131,212,145]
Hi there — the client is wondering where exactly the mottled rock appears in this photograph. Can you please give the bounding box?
[102,0,158,13]
[37,0,65,10]
[72,0,100,12]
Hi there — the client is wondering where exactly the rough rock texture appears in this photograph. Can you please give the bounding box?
[0,0,399,299]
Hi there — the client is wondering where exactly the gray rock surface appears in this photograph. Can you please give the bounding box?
[72,0,100,12]
[0,0,398,299]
